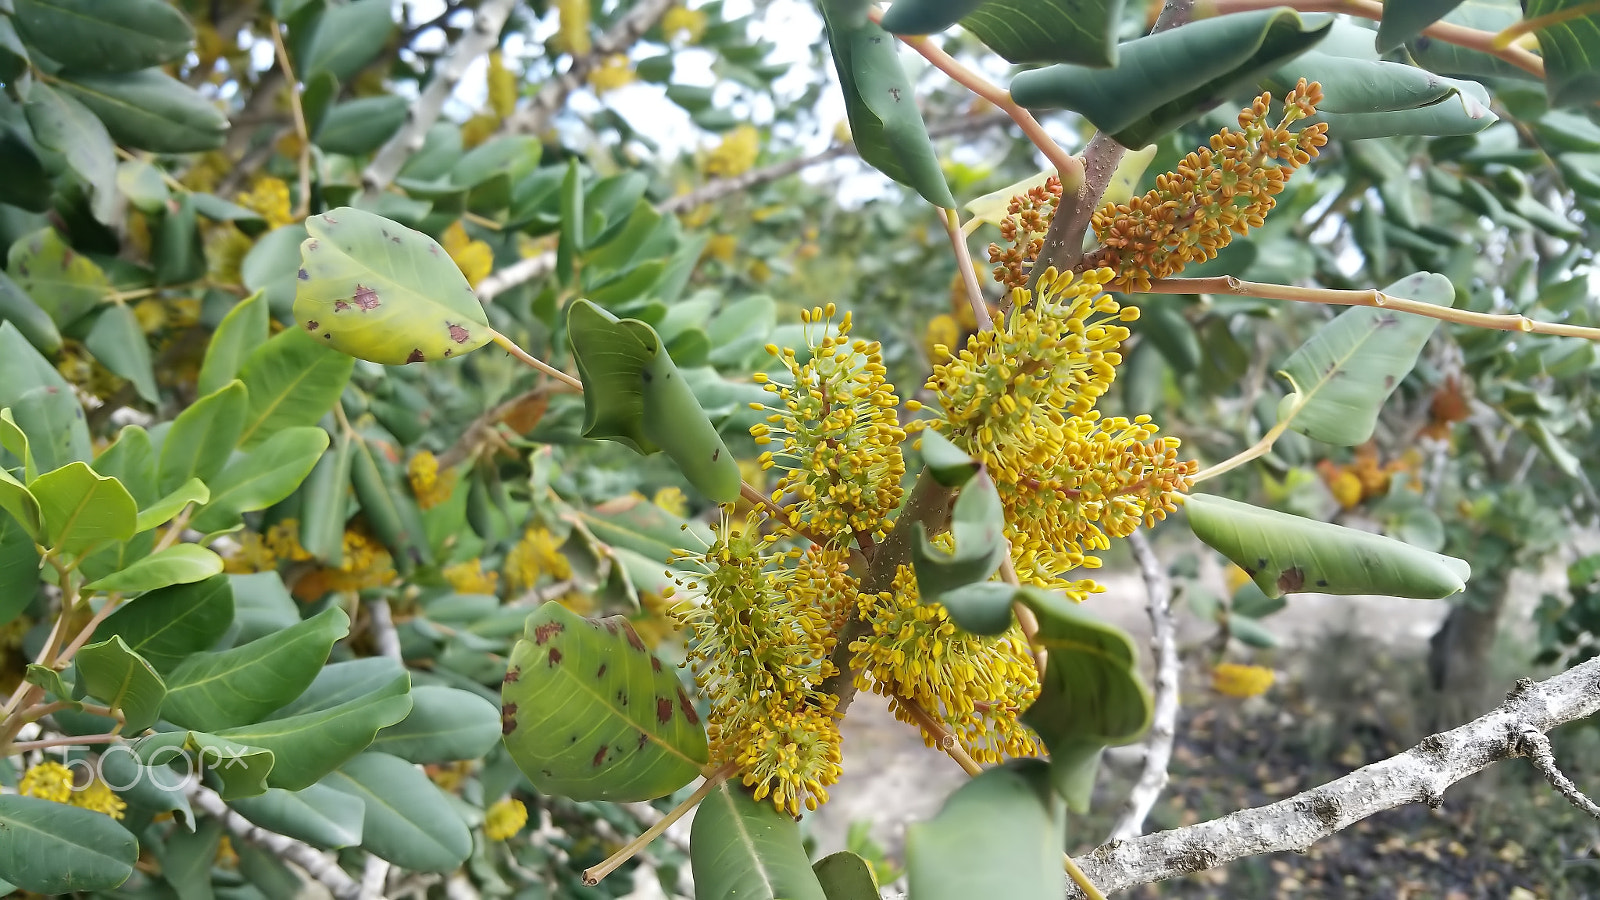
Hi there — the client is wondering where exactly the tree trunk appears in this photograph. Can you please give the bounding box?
[1426,579,1511,734]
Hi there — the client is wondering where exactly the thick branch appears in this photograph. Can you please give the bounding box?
[500,0,676,138]
[361,0,519,197]
[186,781,366,900]
[1075,660,1600,895]
[1107,530,1179,842]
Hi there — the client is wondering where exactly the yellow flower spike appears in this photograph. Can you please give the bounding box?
[19,761,74,803]
[485,797,529,840]
[504,526,571,590]
[407,450,458,510]
[69,779,127,820]
[704,125,761,178]
[1212,662,1275,698]
[444,558,499,595]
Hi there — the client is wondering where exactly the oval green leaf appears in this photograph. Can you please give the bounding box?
[904,760,1064,900]
[11,0,193,73]
[100,575,234,674]
[236,328,353,449]
[73,634,166,733]
[1185,492,1472,599]
[190,426,330,533]
[56,70,228,153]
[30,461,137,558]
[690,781,827,900]
[158,381,248,495]
[294,207,491,366]
[83,543,223,594]
[0,795,137,893]
[322,752,471,873]
[370,685,501,764]
[228,782,365,849]
[502,602,709,802]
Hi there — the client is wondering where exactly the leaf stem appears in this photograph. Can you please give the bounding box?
[55,593,125,668]
[939,208,993,331]
[871,11,1084,191]
[152,507,194,553]
[1146,276,1600,341]
[1190,416,1294,484]
[269,18,313,221]
[1493,1,1600,49]
[11,732,122,751]
[488,329,585,390]
[581,762,737,885]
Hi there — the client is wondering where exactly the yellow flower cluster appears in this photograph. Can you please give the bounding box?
[441,221,494,289]
[587,54,635,94]
[225,519,314,573]
[850,565,1041,763]
[444,558,499,595]
[927,267,1195,595]
[557,0,592,55]
[1087,80,1329,292]
[488,51,517,119]
[661,4,707,43]
[293,527,397,599]
[751,305,914,544]
[406,450,458,510]
[504,526,571,591]
[236,177,295,230]
[55,340,123,400]
[484,797,528,840]
[19,762,126,819]
[1212,662,1275,698]
[704,125,761,179]
[671,522,846,815]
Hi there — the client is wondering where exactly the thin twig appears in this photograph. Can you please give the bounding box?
[11,732,122,751]
[939,208,993,330]
[582,763,737,885]
[874,11,1083,189]
[1108,531,1179,842]
[487,329,584,389]
[1147,276,1600,341]
[268,20,312,221]
[1516,726,1600,820]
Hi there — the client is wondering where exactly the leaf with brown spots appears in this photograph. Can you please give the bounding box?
[501,602,707,802]
[1186,492,1471,600]
[293,207,491,366]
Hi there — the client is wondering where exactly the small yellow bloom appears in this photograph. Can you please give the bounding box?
[407,450,458,510]
[653,486,689,518]
[1212,662,1275,698]
[557,0,592,55]
[18,761,74,803]
[505,527,572,590]
[704,233,737,262]
[441,222,494,288]
[236,177,294,230]
[487,51,517,119]
[444,558,500,595]
[484,797,528,840]
[923,313,960,364]
[704,125,760,178]
[69,779,127,820]
[587,55,635,94]
[1328,469,1363,510]
[661,5,707,43]
[461,112,500,149]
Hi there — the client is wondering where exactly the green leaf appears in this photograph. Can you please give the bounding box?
[965,0,1122,67]
[162,606,350,731]
[56,70,228,153]
[100,575,234,674]
[152,193,206,285]
[242,225,309,318]
[0,465,40,540]
[198,290,268,396]
[117,160,170,214]
[1265,52,1497,139]
[820,11,956,207]
[0,119,50,213]
[22,84,117,223]
[192,193,269,238]
[131,730,275,799]
[0,270,62,356]
[1009,9,1330,147]
[1276,272,1445,446]
[566,299,741,503]
[1376,0,1466,51]
[1524,0,1600,105]
[691,781,827,900]
[74,635,166,732]
[230,571,300,646]
[299,429,352,565]
[158,815,221,900]
[912,471,1006,599]
[135,478,209,534]
[1406,1,1533,80]
[31,461,137,557]
[159,381,248,495]
[1017,588,1150,810]
[97,742,194,824]
[11,0,193,73]
[0,513,40,627]
[228,782,364,849]
[323,752,472,872]
[85,302,159,403]
[1185,492,1472,599]
[315,96,408,156]
[813,851,880,900]
[370,685,500,764]
[502,603,709,802]
[92,424,157,507]
[218,668,412,791]
[8,226,109,329]
[349,433,430,571]
[303,0,397,83]
[918,430,981,487]
[294,207,491,365]
[236,323,354,450]
[190,426,330,533]
[84,543,223,594]
[578,494,714,565]
[932,581,1019,636]
[0,795,137,893]
[904,760,1064,900]
[0,322,92,473]
[25,664,74,706]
